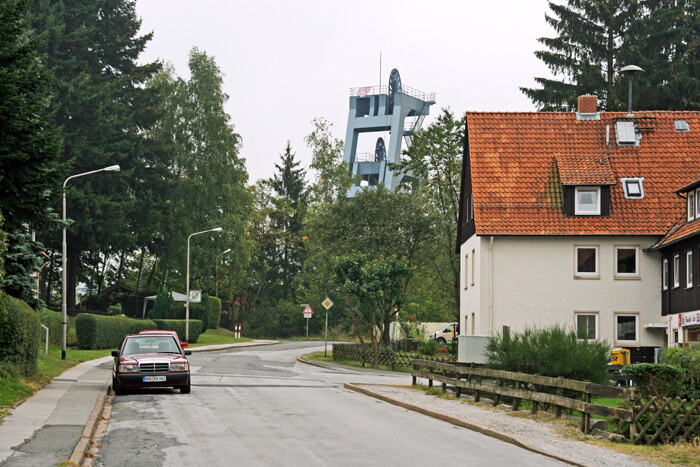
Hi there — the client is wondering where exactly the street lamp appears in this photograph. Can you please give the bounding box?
[215,248,232,298]
[186,227,223,341]
[62,165,120,360]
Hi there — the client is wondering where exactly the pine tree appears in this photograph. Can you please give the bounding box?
[29,0,162,308]
[0,0,62,304]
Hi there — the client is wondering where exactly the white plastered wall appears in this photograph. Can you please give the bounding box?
[460,235,665,347]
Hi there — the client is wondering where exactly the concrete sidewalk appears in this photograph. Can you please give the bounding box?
[0,340,276,466]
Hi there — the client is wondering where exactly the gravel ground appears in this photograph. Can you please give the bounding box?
[353,383,657,467]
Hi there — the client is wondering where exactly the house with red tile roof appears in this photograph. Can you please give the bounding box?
[649,179,700,345]
[457,96,700,356]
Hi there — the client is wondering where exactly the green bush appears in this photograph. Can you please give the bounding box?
[38,308,62,344]
[149,289,174,320]
[0,291,41,376]
[152,319,203,344]
[484,325,611,384]
[624,363,685,399]
[190,294,212,332]
[419,339,438,356]
[660,347,700,399]
[108,303,123,316]
[210,296,222,329]
[75,313,156,350]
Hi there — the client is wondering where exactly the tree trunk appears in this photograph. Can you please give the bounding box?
[67,252,79,311]
[97,255,109,294]
[135,249,145,293]
[146,258,157,290]
[116,250,126,284]
[44,252,54,307]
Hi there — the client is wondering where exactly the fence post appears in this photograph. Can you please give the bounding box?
[412,362,416,386]
[531,385,538,414]
[556,377,563,418]
[629,394,637,443]
[429,364,434,388]
[513,381,521,411]
[581,383,591,433]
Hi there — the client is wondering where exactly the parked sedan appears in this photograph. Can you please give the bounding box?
[112,332,192,395]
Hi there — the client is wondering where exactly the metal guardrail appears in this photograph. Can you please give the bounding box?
[349,84,436,103]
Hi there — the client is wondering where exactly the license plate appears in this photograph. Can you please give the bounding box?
[142,375,166,382]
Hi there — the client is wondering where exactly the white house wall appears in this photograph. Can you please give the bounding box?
[460,235,665,348]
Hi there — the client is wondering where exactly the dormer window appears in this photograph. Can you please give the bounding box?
[690,193,696,222]
[621,177,644,199]
[696,189,700,219]
[575,187,601,215]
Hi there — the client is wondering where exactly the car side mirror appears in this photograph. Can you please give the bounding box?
[111,350,119,357]
[184,350,192,356]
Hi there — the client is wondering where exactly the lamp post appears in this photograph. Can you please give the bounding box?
[215,248,232,298]
[186,227,223,341]
[62,165,120,360]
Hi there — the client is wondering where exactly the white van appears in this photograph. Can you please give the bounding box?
[429,323,458,344]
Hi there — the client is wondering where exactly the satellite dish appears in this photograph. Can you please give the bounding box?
[388,69,402,96]
[375,138,386,161]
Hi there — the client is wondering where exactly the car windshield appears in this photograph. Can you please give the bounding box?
[123,336,180,355]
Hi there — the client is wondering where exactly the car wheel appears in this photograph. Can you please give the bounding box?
[180,380,191,394]
[113,376,125,396]
[437,337,447,345]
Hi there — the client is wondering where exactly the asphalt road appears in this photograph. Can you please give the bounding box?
[95,341,564,466]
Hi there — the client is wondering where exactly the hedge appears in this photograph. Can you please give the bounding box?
[0,291,41,376]
[38,308,62,345]
[660,346,700,399]
[210,297,222,329]
[76,313,156,350]
[152,319,203,344]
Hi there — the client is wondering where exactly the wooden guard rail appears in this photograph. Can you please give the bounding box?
[411,359,635,434]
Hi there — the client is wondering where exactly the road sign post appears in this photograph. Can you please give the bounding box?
[322,297,333,356]
[302,304,313,337]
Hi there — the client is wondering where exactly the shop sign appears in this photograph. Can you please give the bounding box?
[682,311,700,327]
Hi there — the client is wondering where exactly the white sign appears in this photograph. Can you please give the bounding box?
[303,304,313,319]
[322,297,333,310]
[682,311,700,327]
[189,290,202,303]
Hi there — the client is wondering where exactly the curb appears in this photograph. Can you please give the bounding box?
[69,378,111,466]
[343,383,591,467]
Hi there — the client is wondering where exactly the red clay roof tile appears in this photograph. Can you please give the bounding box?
[467,111,700,236]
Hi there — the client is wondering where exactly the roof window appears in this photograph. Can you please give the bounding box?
[621,177,644,199]
[615,122,638,146]
[675,120,690,132]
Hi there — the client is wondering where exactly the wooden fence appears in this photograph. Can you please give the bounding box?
[412,359,700,444]
[332,343,452,369]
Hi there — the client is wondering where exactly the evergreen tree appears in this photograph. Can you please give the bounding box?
[523,0,699,111]
[0,0,62,303]
[29,0,162,308]
[269,143,308,300]
[521,0,640,111]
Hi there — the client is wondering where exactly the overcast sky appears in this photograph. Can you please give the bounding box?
[135,0,556,183]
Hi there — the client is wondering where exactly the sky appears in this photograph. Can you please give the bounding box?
[134,0,557,183]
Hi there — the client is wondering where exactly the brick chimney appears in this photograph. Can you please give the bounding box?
[578,95,597,114]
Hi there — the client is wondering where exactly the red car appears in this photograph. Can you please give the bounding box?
[112,332,191,395]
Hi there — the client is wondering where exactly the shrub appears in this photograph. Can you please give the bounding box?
[38,308,62,344]
[660,347,700,399]
[624,363,685,399]
[210,296,222,329]
[190,294,212,332]
[149,289,174,320]
[0,291,41,376]
[484,325,611,384]
[108,303,123,316]
[152,319,203,344]
[419,339,438,356]
[75,314,156,350]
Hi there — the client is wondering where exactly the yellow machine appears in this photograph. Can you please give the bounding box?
[610,348,630,366]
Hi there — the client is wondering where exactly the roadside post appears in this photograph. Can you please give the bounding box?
[321,297,333,356]
[302,304,313,337]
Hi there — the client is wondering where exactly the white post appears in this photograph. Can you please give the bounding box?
[185,227,223,341]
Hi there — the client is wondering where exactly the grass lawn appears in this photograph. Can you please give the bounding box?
[190,327,253,346]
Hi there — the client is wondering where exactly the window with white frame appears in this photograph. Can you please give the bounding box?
[615,246,639,278]
[575,187,601,215]
[621,178,644,199]
[674,254,680,288]
[464,254,469,289]
[575,313,598,340]
[663,258,669,291]
[687,251,694,288]
[696,189,700,219]
[575,246,599,278]
[615,314,638,343]
[471,249,475,286]
[689,193,696,222]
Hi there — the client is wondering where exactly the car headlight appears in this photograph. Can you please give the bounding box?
[170,363,189,372]
[119,364,138,373]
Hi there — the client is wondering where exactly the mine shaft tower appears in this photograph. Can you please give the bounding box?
[343,68,435,197]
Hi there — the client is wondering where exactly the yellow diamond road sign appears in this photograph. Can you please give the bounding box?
[322,297,333,310]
